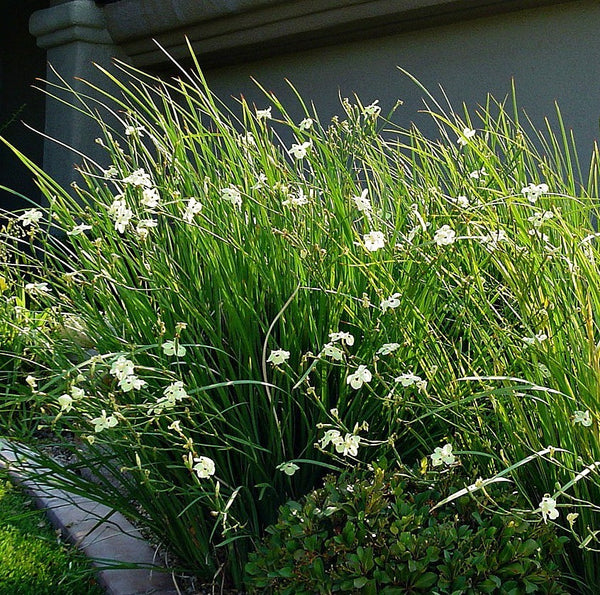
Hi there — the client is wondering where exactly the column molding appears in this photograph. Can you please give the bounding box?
[100,0,575,69]
[29,0,127,195]
[30,0,113,49]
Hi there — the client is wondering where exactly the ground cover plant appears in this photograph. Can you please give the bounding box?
[0,466,102,595]
[1,51,600,590]
[246,463,569,594]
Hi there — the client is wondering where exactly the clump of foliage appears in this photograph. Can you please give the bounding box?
[0,225,62,438]
[246,464,569,594]
[1,50,600,590]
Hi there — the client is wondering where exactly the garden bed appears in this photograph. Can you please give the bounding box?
[1,57,598,592]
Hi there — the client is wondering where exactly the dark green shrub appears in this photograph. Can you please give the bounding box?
[245,465,569,594]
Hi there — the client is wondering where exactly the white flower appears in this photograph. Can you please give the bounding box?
[299,117,313,130]
[163,381,188,402]
[573,410,592,427]
[329,331,354,346]
[168,420,182,433]
[450,195,469,208]
[363,230,386,252]
[25,282,50,295]
[288,141,312,160]
[282,187,310,206]
[123,168,153,188]
[320,427,361,457]
[434,225,456,246]
[220,185,242,208]
[395,372,422,387]
[528,210,554,228]
[256,107,272,120]
[91,410,118,433]
[71,386,85,400]
[18,209,43,227]
[193,456,216,479]
[183,197,203,222]
[431,443,456,467]
[346,365,372,389]
[152,382,188,415]
[141,187,160,209]
[67,224,92,236]
[110,356,135,380]
[104,165,119,178]
[522,332,547,346]
[539,494,559,523]
[118,374,147,392]
[363,100,381,118]
[469,168,487,179]
[124,125,145,137]
[335,433,360,457]
[522,183,549,203]
[457,127,476,146]
[162,340,186,357]
[25,375,37,389]
[528,228,551,243]
[115,211,133,233]
[58,394,73,412]
[480,229,508,251]
[267,349,290,365]
[149,397,173,416]
[277,461,300,476]
[321,343,344,361]
[136,219,158,239]
[320,429,341,449]
[380,293,401,313]
[252,172,268,190]
[240,131,256,149]
[377,343,400,356]
[108,198,133,233]
[107,196,125,217]
[352,189,372,214]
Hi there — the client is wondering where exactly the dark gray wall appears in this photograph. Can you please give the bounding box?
[202,0,600,176]
[0,0,48,212]
[17,0,600,208]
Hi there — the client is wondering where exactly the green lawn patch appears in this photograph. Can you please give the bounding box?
[0,467,102,595]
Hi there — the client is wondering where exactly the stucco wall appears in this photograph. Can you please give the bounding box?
[199,0,599,171]
[20,0,600,203]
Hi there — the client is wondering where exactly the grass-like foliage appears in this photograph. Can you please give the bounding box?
[1,50,600,589]
[0,467,102,595]
[0,249,61,438]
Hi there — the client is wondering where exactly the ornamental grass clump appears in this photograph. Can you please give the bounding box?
[1,52,600,589]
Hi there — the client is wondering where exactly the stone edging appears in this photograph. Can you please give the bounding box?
[0,439,179,595]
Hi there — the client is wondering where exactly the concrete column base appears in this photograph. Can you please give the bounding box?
[29,0,129,195]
